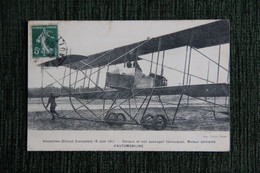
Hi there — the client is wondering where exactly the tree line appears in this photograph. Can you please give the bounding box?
[28,87,100,98]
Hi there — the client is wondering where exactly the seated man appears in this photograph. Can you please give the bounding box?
[110,62,135,75]
[110,66,120,74]
[122,61,135,75]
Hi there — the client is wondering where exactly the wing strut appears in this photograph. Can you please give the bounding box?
[182,46,189,85]
[149,53,154,74]
[82,69,88,90]
[87,68,92,88]
[184,46,192,106]
[160,50,165,76]
[154,37,162,79]
[213,45,222,119]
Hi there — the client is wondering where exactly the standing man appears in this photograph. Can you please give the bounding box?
[46,92,60,119]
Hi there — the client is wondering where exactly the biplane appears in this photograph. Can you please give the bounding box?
[40,20,230,130]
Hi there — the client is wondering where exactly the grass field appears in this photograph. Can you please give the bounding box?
[28,105,230,131]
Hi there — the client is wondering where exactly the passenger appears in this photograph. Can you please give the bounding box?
[110,66,120,74]
[109,62,136,75]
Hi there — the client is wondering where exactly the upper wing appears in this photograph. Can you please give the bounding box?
[40,20,229,69]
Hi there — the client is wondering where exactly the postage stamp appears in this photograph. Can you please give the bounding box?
[32,25,59,58]
[28,20,230,151]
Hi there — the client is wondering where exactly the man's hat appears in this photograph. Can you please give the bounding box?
[127,61,132,68]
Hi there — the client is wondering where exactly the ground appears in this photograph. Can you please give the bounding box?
[28,106,230,131]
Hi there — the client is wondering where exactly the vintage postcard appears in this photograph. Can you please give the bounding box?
[28,20,230,151]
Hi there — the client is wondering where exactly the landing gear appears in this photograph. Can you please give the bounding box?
[141,114,167,130]
[141,114,154,130]
[105,112,126,126]
[153,114,167,130]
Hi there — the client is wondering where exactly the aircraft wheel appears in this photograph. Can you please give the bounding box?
[152,114,167,130]
[115,113,127,126]
[141,114,154,130]
[105,112,117,126]
[105,112,126,126]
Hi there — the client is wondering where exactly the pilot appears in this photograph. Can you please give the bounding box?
[123,61,135,75]
[46,92,60,120]
[126,61,132,68]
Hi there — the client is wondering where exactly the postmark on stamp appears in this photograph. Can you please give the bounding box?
[32,25,59,58]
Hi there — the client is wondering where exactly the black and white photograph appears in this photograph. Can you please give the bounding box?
[28,20,230,151]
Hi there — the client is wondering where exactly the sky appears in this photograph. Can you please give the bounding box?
[28,20,229,88]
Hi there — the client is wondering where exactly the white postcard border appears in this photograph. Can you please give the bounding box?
[28,130,230,151]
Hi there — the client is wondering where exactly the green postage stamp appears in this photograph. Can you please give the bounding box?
[32,25,59,58]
